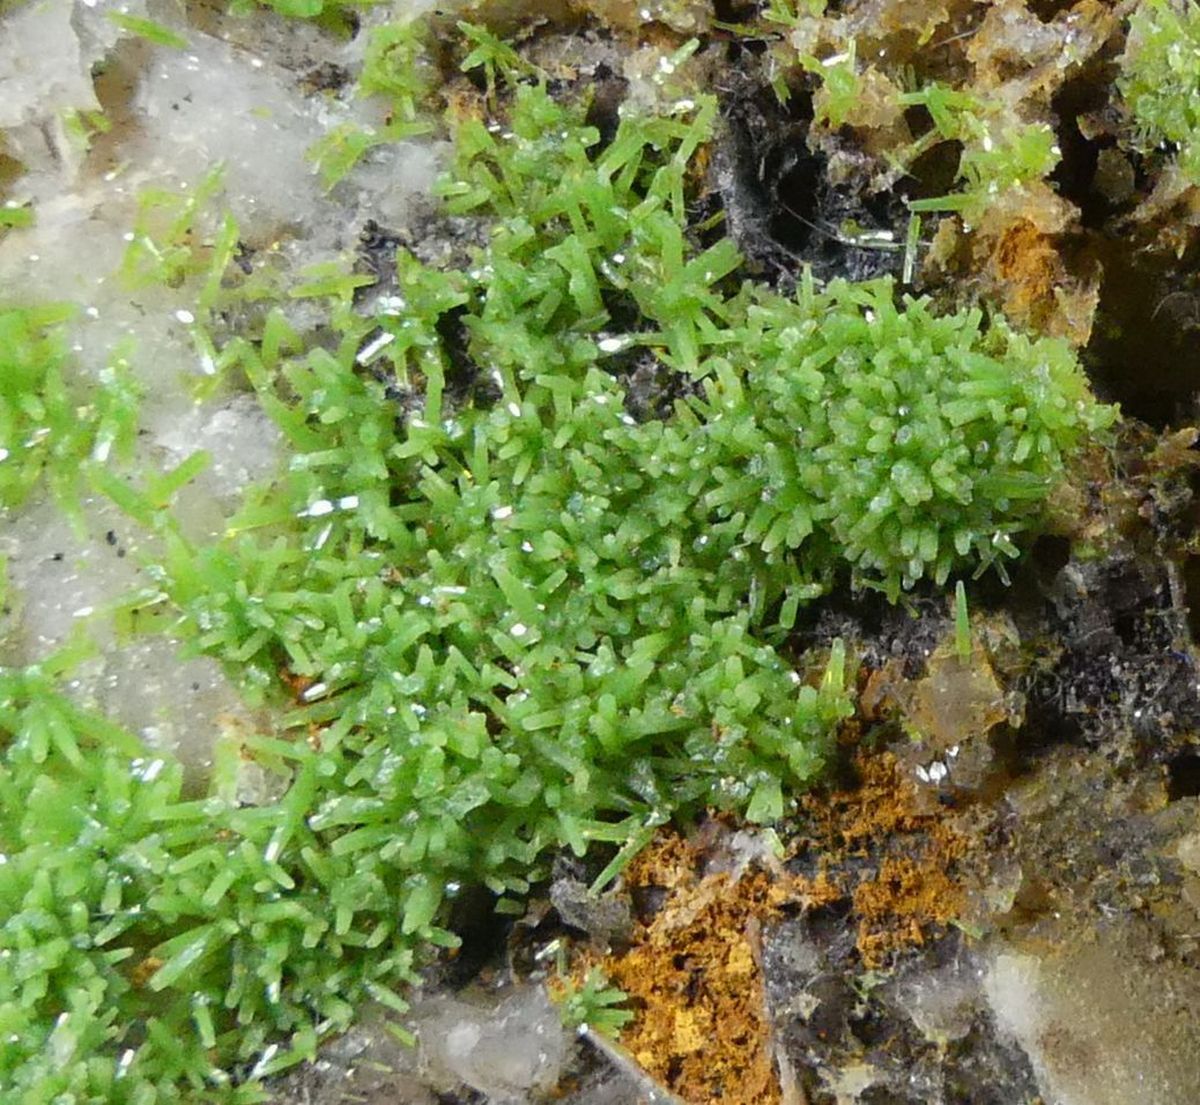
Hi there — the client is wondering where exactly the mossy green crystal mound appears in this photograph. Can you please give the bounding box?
[0,21,1117,1103]
[733,278,1114,594]
[1,655,440,1103]
[1121,0,1200,185]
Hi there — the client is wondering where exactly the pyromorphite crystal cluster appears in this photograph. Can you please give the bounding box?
[1120,0,1200,185]
[0,18,1116,1104]
[733,279,1113,593]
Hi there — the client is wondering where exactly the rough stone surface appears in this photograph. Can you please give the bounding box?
[413,987,569,1102]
